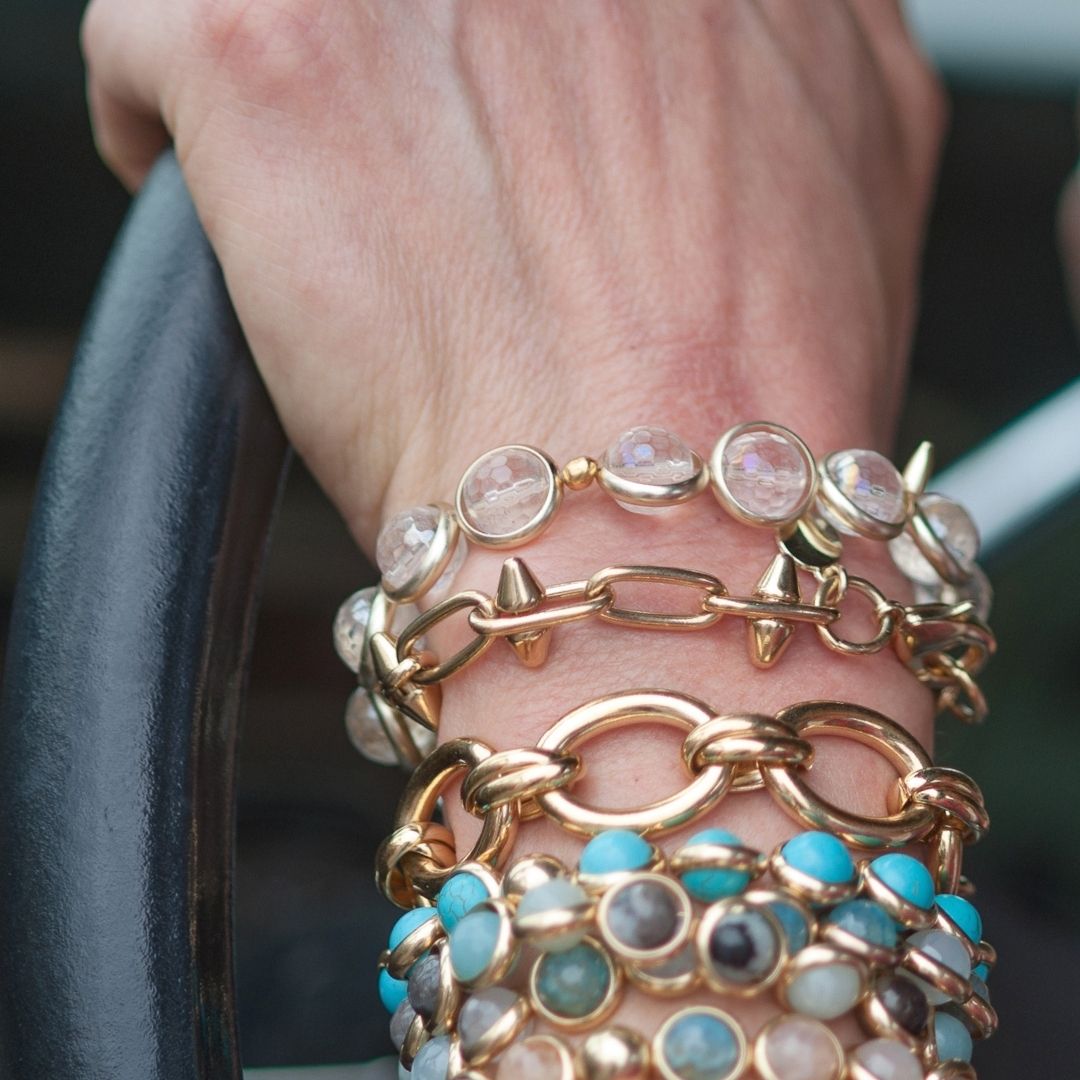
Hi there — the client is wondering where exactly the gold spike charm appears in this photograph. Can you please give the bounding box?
[747,552,801,668]
[495,557,551,668]
[369,631,442,731]
[902,440,935,499]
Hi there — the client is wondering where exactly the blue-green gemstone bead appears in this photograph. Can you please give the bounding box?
[935,893,982,942]
[449,908,501,983]
[534,942,611,1019]
[579,830,651,875]
[826,899,898,948]
[973,962,990,982]
[437,872,490,932]
[680,828,751,901]
[389,907,438,950]
[768,900,811,952]
[934,1012,974,1063]
[660,1009,742,1080]
[781,831,855,884]
[378,967,408,1013]
[871,853,934,909]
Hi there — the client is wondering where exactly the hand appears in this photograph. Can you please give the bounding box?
[82,0,944,543]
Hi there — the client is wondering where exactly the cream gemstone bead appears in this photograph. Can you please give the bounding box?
[755,1015,844,1080]
[495,1036,573,1080]
[850,1038,922,1080]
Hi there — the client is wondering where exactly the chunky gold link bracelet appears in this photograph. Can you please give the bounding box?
[374,692,986,910]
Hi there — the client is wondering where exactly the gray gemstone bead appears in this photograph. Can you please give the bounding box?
[390,999,416,1050]
[708,909,780,983]
[607,880,679,950]
[407,954,441,1019]
[411,1035,451,1080]
[457,987,519,1055]
[876,974,929,1036]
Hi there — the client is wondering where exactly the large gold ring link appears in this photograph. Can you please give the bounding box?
[761,701,936,848]
[534,690,733,836]
[389,738,518,901]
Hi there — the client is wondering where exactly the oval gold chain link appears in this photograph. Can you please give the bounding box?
[585,565,725,630]
[396,590,500,685]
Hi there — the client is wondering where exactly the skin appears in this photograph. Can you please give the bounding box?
[83,0,951,1057]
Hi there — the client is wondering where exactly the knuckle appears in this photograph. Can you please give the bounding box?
[190,0,335,100]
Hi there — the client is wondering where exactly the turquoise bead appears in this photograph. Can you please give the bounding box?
[973,962,990,982]
[449,907,501,983]
[871,853,934,909]
[826,899,898,948]
[389,907,438,950]
[781,831,855,884]
[579,830,652,875]
[660,1009,742,1080]
[378,967,408,1013]
[936,893,982,942]
[934,1012,973,1063]
[768,900,811,952]
[680,828,751,901]
[534,942,611,1019]
[437,872,490,932]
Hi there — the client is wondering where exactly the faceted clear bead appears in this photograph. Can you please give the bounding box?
[457,987,519,1056]
[459,447,556,540]
[914,564,993,622]
[333,586,378,672]
[603,426,696,514]
[890,494,980,586]
[719,429,813,523]
[850,1039,922,1080]
[376,506,465,598]
[822,449,906,530]
[344,688,399,767]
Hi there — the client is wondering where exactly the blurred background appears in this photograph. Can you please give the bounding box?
[1,1,1079,1076]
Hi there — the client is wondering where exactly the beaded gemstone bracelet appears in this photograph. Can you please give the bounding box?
[378,829,994,1080]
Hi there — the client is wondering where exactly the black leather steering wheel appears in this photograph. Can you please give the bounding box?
[0,152,288,1080]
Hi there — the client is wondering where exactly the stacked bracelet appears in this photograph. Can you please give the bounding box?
[372,691,994,1080]
[335,423,994,769]
[330,422,999,1078]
